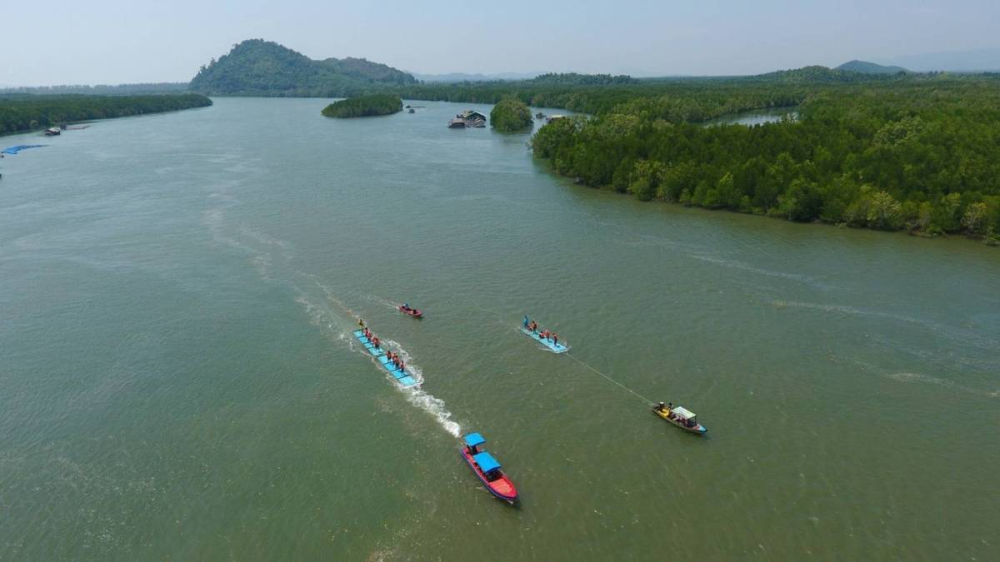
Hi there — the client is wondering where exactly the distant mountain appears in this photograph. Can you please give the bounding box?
[411,72,542,83]
[189,39,416,97]
[881,47,1000,72]
[750,65,887,83]
[836,60,908,74]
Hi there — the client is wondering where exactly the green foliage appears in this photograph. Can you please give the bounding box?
[0,83,191,96]
[531,73,639,86]
[527,78,1000,240]
[321,95,403,118]
[490,98,533,132]
[190,39,416,97]
[0,94,212,136]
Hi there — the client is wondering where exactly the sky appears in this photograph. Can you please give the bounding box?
[2,0,999,86]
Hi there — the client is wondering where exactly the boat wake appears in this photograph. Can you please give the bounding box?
[850,360,998,400]
[694,255,840,291]
[771,299,1000,352]
[204,199,462,438]
[303,284,462,437]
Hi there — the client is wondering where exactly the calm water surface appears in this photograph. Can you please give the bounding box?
[1,98,997,560]
[705,107,798,127]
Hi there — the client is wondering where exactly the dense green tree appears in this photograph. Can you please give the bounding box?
[490,98,533,132]
[523,77,1000,242]
[0,94,212,136]
[321,95,402,118]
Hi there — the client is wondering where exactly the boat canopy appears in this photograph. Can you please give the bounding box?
[464,433,486,448]
[672,406,696,419]
[473,452,501,473]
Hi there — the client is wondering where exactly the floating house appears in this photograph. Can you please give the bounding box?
[460,110,488,122]
[449,110,487,128]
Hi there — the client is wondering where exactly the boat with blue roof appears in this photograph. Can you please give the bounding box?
[352,326,419,388]
[460,433,518,504]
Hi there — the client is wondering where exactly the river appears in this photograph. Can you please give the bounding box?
[1,98,997,560]
[704,107,798,127]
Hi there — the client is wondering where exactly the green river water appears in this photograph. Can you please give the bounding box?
[1,98,998,561]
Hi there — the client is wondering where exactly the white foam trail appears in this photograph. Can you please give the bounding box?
[300,287,461,437]
[405,388,461,437]
[363,293,399,310]
[772,300,1000,351]
[381,339,423,382]
[202,206,462,438]
[693,255,839,290]
[851,360,998,400]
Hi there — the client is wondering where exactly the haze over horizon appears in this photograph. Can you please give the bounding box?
[2,0,999,86]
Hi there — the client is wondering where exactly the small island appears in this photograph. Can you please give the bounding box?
[490,98,533,132]
[321,95,403,118]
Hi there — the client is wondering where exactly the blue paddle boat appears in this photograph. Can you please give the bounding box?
[352,328,419,387]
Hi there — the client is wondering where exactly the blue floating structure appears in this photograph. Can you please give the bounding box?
[353,329,419,388]
[1,144,45,155]
[520,327,569,353]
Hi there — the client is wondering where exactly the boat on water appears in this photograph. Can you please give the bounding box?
[460,433,518,504]
[352,328,419,387]
[398,304,423,318]
[652,403,707,435]
[448,118,466,128]
[519,317,569,353]
[520,327,569,353]
[535,112,545,119]
[44,128,61,136]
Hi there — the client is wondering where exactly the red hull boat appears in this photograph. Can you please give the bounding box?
[460,433,517,504]
[398,305,423,318]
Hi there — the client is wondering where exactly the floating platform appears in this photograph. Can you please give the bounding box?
[353,329,419,387]
[1,144,45,155]
[520,327,569,353]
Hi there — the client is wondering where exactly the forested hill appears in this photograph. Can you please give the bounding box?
[748,65,899,83]
[189,39,416,97]
[836,60,909,75]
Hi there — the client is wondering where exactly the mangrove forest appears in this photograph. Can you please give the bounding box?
[0,94,213,136]
[321,95,403,118]
[490,98,533,132]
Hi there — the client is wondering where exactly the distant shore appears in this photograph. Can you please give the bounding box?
[0,94,212,137]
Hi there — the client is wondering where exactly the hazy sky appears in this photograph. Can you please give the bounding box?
[2,0,998,85]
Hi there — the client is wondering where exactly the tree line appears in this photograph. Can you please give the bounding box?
[529,79,1000,242]
[0,94,212,136]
